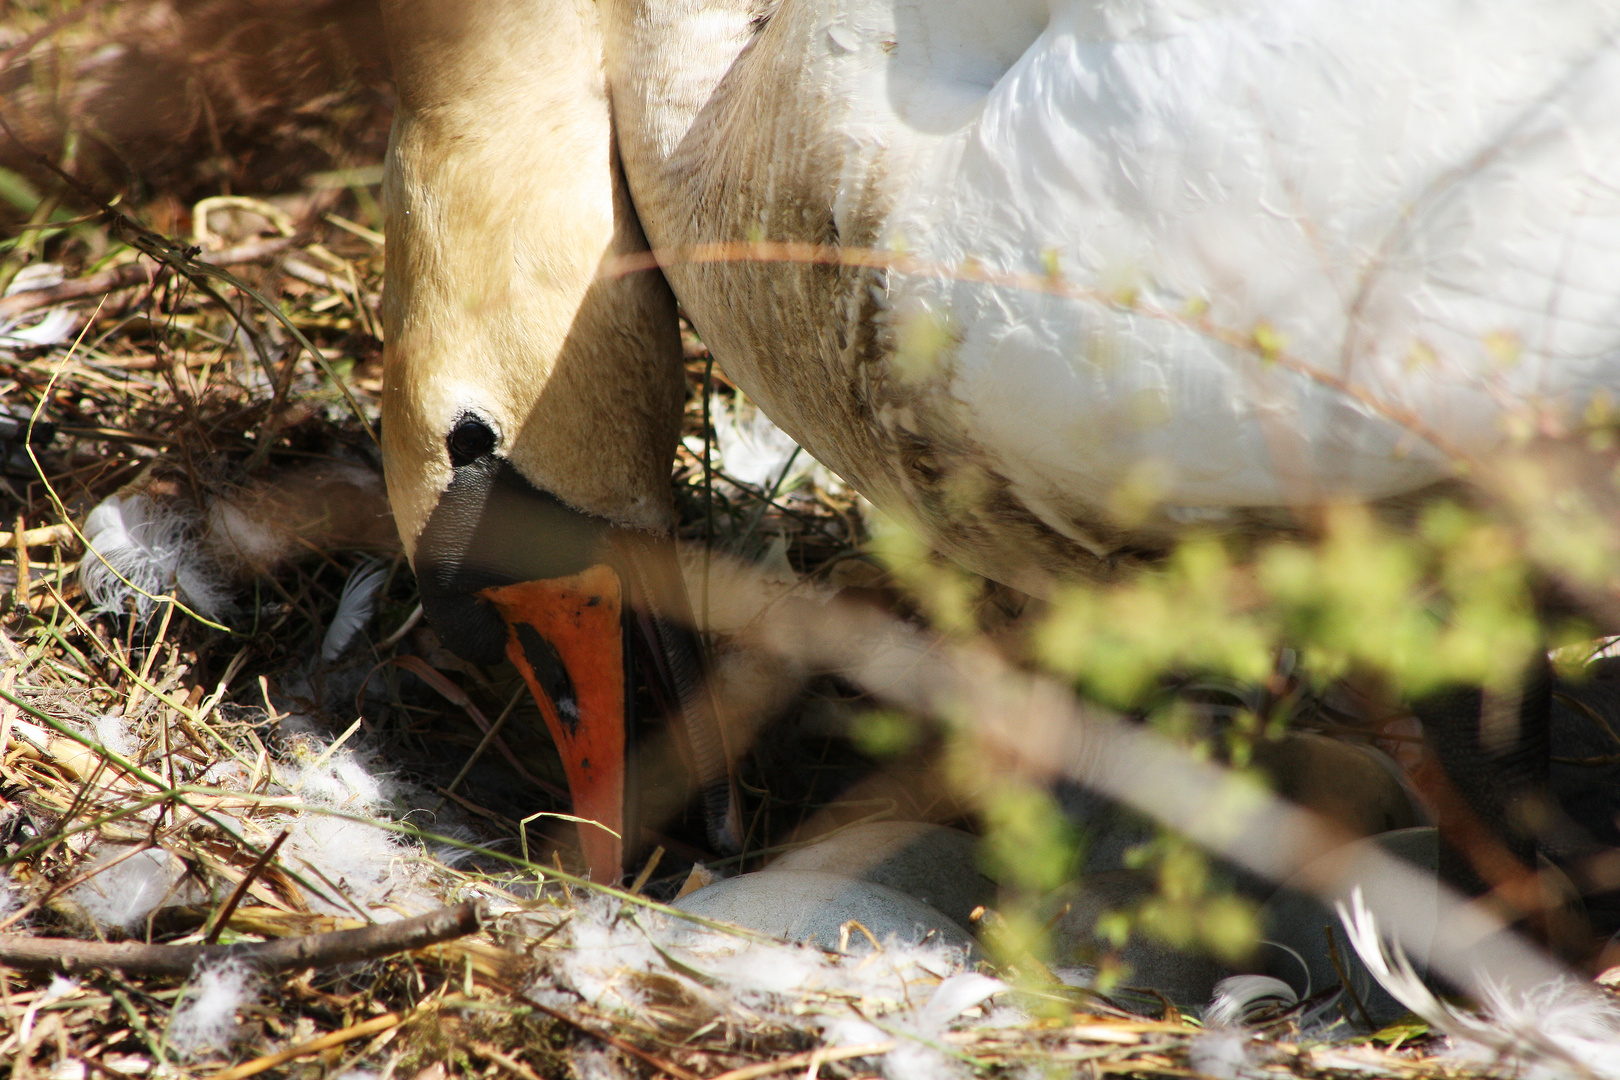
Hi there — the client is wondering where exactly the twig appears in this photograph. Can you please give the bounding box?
[434,685,526,811]
[0,237,296,320]
[691,552,1580,1005]
[0,109,378,452]
[628,845,665,896]
[1324,924,1376,1031]
[470,1042,546,1080]
[0,901,482,976]
[387,655,569,802]
[50,426,177,448]
[375,602,424,650]
[203,828,290,945]
[737,445,803,551]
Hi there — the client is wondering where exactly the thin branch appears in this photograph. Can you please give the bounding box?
[0,237,296,321]
[0,901,483,976]
[202,828,291,945]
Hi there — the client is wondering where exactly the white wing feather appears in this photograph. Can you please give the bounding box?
[832,0,1620,511]
[1339,888,1620,1080]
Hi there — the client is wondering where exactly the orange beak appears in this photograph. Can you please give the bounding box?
[480,564,628,883]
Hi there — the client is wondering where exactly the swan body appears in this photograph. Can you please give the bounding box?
[378,0,1620,878]
[604,0,1620,587]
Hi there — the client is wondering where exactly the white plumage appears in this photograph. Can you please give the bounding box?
[1203,973,1298,1028]
[379,0,1620,610]
[876,0,1620,512]
[1186,1027,1266,1080]
[707,393,819,491]
[597,0,1620,575]
[65,846,199,933]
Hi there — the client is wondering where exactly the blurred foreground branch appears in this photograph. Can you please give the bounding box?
[696,551,1584,1004]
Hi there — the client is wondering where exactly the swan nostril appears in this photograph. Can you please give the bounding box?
[446,413,498,467]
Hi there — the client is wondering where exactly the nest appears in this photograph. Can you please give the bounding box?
[0,165,1567,1080]
[3,3,1620,1078]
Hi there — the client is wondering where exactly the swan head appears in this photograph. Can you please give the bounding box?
[378,0,693,881]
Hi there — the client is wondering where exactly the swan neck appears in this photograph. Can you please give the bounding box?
[379,0,685,554]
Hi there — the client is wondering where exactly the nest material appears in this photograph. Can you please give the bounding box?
[1,6,1617,1077]
[0,160,1447,1080]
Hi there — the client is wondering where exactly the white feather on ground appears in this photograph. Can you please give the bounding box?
[0,265,77,348]
[44,486,447,928]
[4,262,65,294]
[16,976,79,1049]
[65,846,201,933]
[1187,1028,1268,1080]
[90,714,137,760]
[527,895,1006,1080]
[0,306,77,347]
[834,972,1007,1080]
[166,957,257,1056]
[67,734,447,927]
[266,737,441,918]
[571,1048,630,1080]
[1339,888,1620,1080]
[1204,974,1299,1028]
[706,393,806,489]
[80,493,230,620]
[322,560,387,662]
[0,870,22,920]
[285,741,390,808]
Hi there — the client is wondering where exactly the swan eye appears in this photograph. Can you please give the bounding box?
[446,414,498,467]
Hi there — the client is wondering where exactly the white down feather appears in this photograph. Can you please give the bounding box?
[79,493,230,619]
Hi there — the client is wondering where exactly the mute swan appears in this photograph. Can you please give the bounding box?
[379,0,1620,883]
